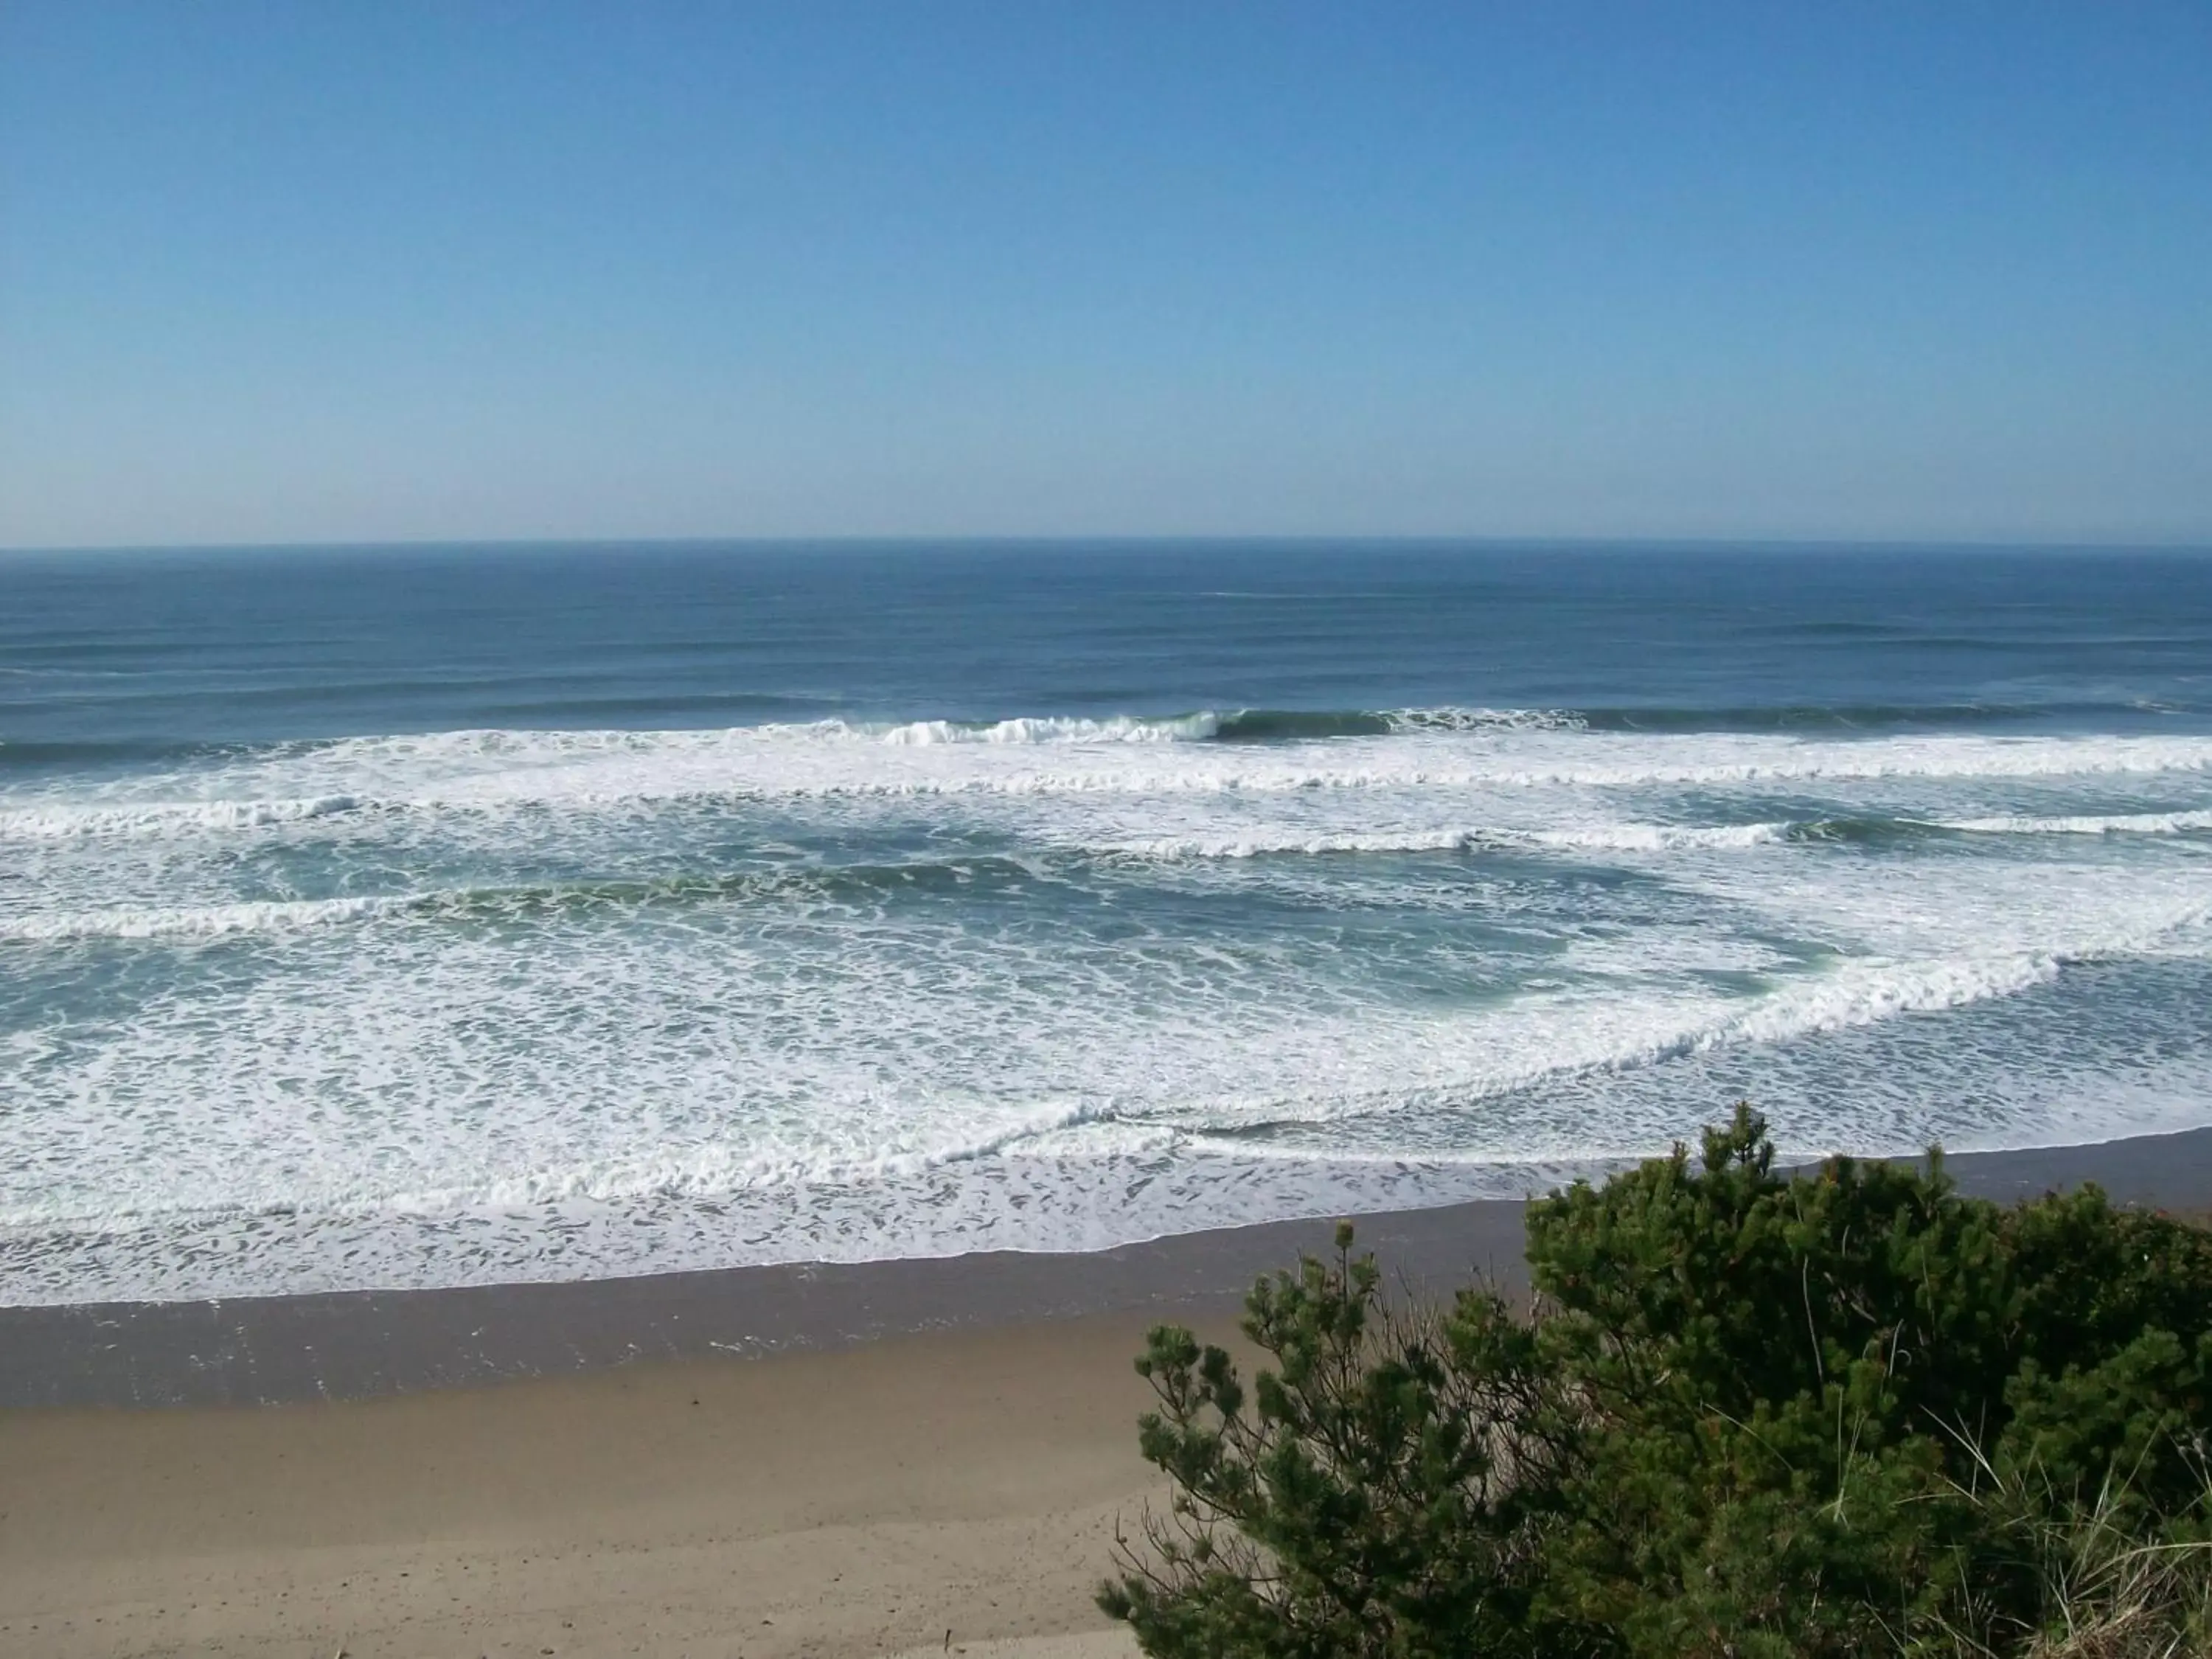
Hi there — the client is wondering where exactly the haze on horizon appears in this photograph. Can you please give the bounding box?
[1,2,2208,552]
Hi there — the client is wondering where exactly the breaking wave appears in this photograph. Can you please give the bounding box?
[7,723,2212,843]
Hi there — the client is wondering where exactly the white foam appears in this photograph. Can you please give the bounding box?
[9,709,2212,1305]
[874,712,1223,745]
[0,894,405,943]
[8,726,2212,843]
[1384,706,1587,733]
[1116,821,1794,860]
[1150,903,2208,1140]
[7,924,2212,1306]
[1689,951,2062,1051]
[1531,821,1793,852]
[809,706,1577,742]
[1121,827,1481,859]
[1943,810,2212,837]
[0,794,367,840]
[7,871,2202,1217]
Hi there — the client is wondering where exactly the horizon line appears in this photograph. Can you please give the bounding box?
[7,531,2212,558]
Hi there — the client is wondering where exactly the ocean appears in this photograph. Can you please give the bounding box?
[4,542,2210,1306]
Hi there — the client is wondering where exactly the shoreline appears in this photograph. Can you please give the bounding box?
[4,1127,2210,1658]
[7,1124,2211,1411]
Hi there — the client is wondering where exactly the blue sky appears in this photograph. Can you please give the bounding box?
[2,2,2208,547]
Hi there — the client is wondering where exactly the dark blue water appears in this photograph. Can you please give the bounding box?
[4,542,2210,1304]
[7,543,2209,757]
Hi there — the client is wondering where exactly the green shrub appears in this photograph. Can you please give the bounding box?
[1099,1224,1607,1657]
[1101,1107,2212,1658]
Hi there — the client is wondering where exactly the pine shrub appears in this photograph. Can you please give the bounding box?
[1101,1107,2212,1658]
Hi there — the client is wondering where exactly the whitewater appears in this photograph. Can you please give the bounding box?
[4,541,2211,1304]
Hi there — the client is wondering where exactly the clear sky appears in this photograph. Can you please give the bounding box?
[2,2,2208,549]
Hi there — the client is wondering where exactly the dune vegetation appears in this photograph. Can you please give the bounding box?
[1102,1109,2212,1658]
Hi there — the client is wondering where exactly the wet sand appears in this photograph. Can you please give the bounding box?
[12,1128,2209,1412]
[0,1198,1533,1411]
[3,1128,2208,1657]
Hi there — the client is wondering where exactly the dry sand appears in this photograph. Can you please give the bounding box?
[0,1311,1166,1658]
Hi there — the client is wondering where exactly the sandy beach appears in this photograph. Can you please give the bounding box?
[7,1130,2212,1658]
[0,1310,1164,1659]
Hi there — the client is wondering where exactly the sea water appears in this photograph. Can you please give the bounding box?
[3,542,2209,1304]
